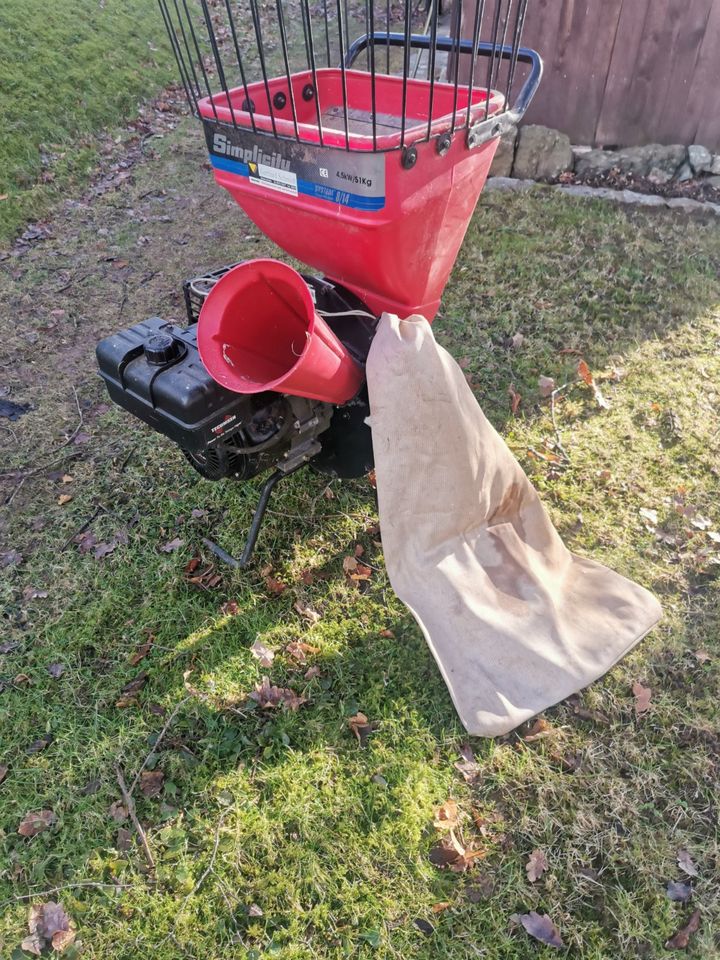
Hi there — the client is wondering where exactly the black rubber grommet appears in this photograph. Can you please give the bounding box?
[273,91,287,109]
[436,134,452,156]
[402,145,418,169]
[302,84,315,101]
[241,98,255,113]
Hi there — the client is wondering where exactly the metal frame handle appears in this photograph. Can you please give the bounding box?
[344,33,543,148]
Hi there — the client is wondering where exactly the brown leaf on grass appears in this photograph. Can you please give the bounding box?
[466,876,495,901]
[508,384,522,415]
[454,743,480,782]
[221,600,240,616]
[294,600,321,624]
[57,494,73,506]
[519,911,564,948]
[109,800,128,823]
[22,587,48,601]
[115,671,148,708]
[184,555,222,590]
[285,641,320,663]
[694,649,711,663]
[18,809,56,837]
[264,574,287,595]
[129,640,153,666]
[538,375,556,398]
[667,881,693,903]
[677,849,699,878]
[250,676,307,711]
[117,827,133,852]
[665,909,701,950]
[27,734,53,754]
[379,628,395,639]
[23,901,76,955]
[632,681,652,716]
[577,358,610,409]
[348,712,375,747]
[47,663,65,679]
[0,764,8,785]
[522,718,553,741]
[342,556,372,580]
[94,540,119,560]
[304,665,321,680]
[160,537,184,553]
[433,800,460,830]
[1,549,23,568]
[300,568,314,585]
[432,901,452,914]
[525,849,549,882]
[429,832,486,873]
[250,639,275,668]
[139,770,164,798]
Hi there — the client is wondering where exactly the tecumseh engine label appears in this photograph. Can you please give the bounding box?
[204,122,386,211]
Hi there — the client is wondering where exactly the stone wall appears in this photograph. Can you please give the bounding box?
[490,125,720,191]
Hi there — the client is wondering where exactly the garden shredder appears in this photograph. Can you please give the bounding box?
[97,0,661,735]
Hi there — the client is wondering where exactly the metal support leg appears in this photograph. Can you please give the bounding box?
[202,464,303,569]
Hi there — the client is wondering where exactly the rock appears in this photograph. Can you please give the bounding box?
[489,129,517,178]
[675,162,694,183]
[711,155,720,175]
[688,144,712,174]
[707,176,720,189]
[574,149,616,178]
[484,177,537,193]
[576,143,685,180]
[666,197,705,213]
[512,125,573,181]
[647,167,672,185]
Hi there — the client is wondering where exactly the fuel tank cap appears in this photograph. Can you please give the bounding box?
[144,331,182,365]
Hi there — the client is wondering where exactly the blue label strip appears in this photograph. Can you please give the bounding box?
[210,154,385,211]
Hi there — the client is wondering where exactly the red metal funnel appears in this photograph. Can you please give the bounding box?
[197,259,363,404]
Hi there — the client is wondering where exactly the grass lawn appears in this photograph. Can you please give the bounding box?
[0,0,174,245]
[1,104,720,959]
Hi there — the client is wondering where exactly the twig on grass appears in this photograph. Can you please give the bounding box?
[115,765,155,872]
[0,881,135,910]
[181,812,226,909]
[549,382,571,462]
[127,696,190,798]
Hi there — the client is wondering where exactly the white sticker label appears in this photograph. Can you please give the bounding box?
[248,162,298,197]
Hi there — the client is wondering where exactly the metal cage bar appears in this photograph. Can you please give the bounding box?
[158,0,540,154]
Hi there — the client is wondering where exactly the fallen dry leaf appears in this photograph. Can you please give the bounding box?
[0,764,8,784]
[632,681,652,716]
[519,911,564,948]
[47,663,65,679]
[129,640,153,666]
[250,639,275,668]
[22,587,48,601]
[379,628,395,639]
[115,671,148,708]
[139,769,164,798]
[27,734,53,754]
[247,903,264,917]
[433,800,460,831]
[454,743,480,782]
[577,358,610,409]
[639,507,658,527]
[429,832,485,873]
[538,375,556,397]
[432,901,452,914]
[348,712,374,747]
[665,909,700,950]
[304,665,321,680]
[160,537,184,553]
[250,676,307,711]
[18,809,56,837]
[508,384,521,415]
[23,901,76,955]
[294,599,321,624]
[57,494,73,506]
[285,640,319,663]
[525,848,549,882]
[677,849,699,878]
[221,600,240,616]
[109,800,128,823]
[667,880,692,903]
[264,574,287,595]
[522,718,553,741]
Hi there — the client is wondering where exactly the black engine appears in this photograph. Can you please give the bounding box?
[96,268,376,484]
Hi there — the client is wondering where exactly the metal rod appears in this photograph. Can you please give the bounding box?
[425,0,439,139]
[199,0,237,126]
[248,0,278,137]
[157,0,196,113]
[450,0,463,134]
[336,0,351,149]
[301,0,326,145]
[400,0,412,146]
[223,0,257,132]
[465,0,487,126]
[202,466,303,568]
[276,0,301,140]
[179,0,218,120]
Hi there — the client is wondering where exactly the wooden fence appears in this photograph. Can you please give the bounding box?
[519,0,720,149]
